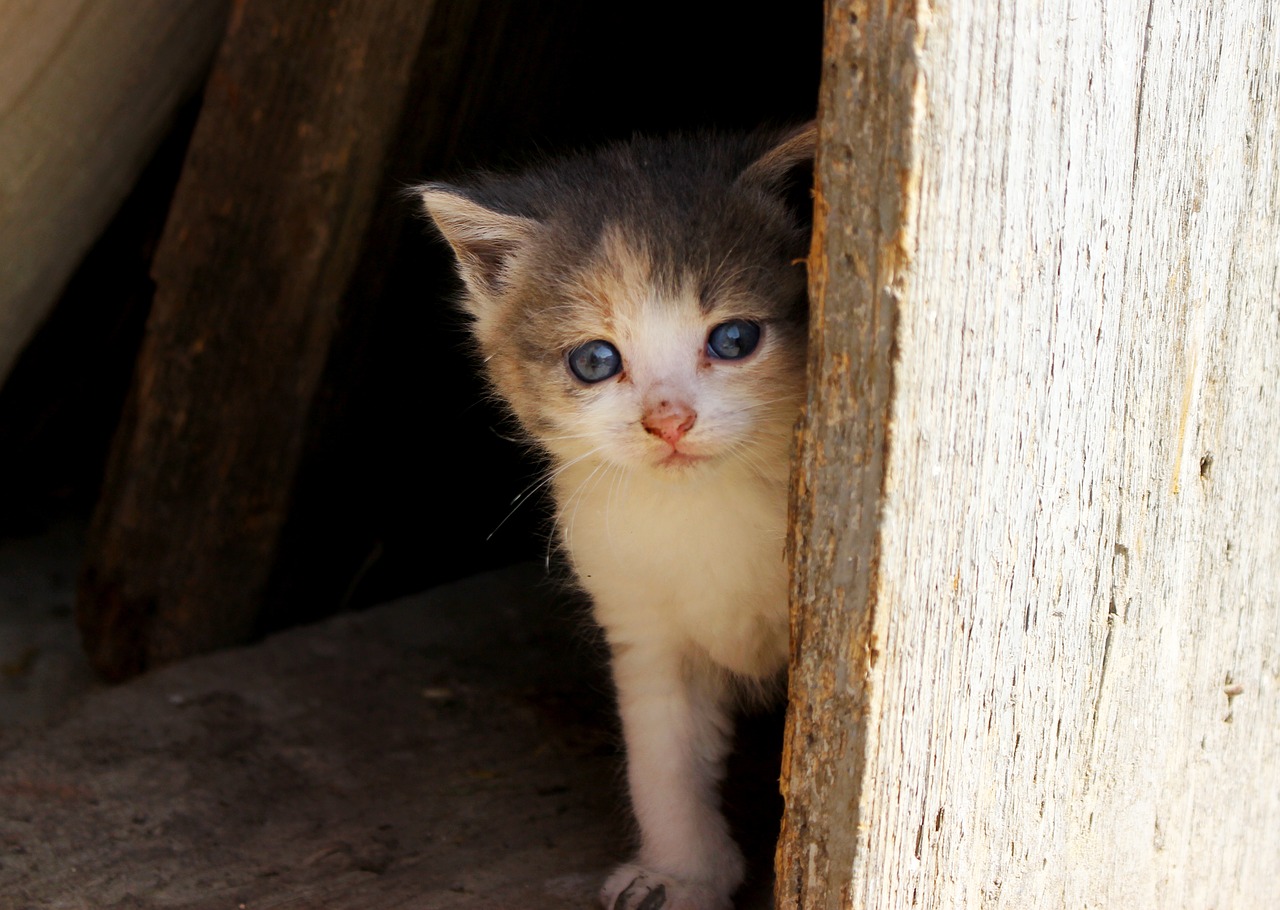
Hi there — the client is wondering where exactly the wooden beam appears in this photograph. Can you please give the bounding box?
[776,1,922,907]
[778,0,1280,906]
[77,0,443,680]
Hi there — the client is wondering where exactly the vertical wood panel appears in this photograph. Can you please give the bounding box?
[777,1,925,907]
[781,0,1280,906]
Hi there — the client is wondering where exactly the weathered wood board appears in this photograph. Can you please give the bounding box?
[0,0,229,384]
[780,1,1280,907]
[77,0,445,680]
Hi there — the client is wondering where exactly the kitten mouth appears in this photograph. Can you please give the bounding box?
[657,450,707,468]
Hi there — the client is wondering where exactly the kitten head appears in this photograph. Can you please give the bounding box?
[417,124,814,479]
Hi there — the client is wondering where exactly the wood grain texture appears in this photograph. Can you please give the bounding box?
[780,0,1280,906]
[777,1,925,908]
[0,0,230,384]
[78,0,442,679]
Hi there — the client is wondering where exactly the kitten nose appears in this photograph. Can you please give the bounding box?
[642,401,697,445]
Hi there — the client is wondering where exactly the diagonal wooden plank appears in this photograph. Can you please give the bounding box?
[76,0,443,680]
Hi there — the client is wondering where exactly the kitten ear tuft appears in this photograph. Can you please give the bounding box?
[737,121,817,192]
[417,183,537,299]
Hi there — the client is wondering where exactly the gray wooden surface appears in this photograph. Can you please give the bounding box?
[780,0,1280,907]
[1,559,782,909]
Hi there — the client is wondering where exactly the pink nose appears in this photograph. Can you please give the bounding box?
[642,401,697,445]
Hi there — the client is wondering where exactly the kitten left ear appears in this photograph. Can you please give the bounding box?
[736,121,817,192]
[417,183,538,301]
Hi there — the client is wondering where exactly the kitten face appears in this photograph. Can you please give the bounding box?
[419,127,812,479]
[492,227,805,476]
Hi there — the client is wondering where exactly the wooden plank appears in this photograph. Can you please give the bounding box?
[779,0,1280,906]
[775,1,921,907]
[77,0,443,680]
[0,0,229,385]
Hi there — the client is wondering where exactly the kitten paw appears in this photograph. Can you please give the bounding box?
[600,864,730,910]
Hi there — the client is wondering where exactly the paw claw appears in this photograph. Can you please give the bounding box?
[614,877,666,910]
[601,863,727,910]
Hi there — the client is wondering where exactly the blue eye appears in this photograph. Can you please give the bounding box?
[707,320,761,360]
[567,339,622,383]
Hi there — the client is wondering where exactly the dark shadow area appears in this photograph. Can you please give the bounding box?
[0,100,201,539]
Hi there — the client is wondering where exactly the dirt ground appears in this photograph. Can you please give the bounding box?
[0,528,781,909]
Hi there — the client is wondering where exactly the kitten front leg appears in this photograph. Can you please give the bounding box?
[601,642,744,910]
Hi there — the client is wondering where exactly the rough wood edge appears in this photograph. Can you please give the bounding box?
[776,1,928,907]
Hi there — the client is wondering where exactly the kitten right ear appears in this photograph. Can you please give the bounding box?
[736,121,817,192]
[735,122,817,231]
[417,183,537,302]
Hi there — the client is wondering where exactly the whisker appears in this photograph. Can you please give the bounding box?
[557,458,611,550]
[730,395,800,414]
[604,461,627,549]
[487,445,606,541]
[537,431,603,443]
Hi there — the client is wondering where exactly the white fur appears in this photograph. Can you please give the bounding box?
[562,456,789,909]
[547,293,796,910]
[558,455,790,678]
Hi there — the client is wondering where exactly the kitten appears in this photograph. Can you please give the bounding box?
[417,123,814,910]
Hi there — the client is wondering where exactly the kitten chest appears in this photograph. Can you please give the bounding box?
[555,459,790,677]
